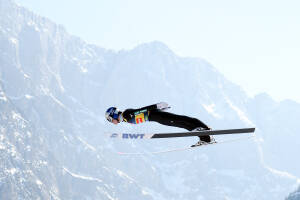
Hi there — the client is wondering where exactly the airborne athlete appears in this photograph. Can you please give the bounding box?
[105,102,215,147]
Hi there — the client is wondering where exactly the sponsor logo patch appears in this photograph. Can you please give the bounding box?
[122,133,145,139]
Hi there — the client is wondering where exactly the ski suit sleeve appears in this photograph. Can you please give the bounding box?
[137,104,159,112]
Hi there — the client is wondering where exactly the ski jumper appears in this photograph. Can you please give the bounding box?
[121,104,211,142]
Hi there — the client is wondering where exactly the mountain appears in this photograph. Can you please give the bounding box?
[287,186,300,200]
[1,0,299,199]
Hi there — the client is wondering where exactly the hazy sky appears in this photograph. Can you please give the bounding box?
[16,0,300,103]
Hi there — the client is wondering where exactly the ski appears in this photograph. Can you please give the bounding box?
[117,135,255,155]
[109,127,255,139]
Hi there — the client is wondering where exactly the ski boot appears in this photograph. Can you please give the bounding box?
[191,140,208,147]
[190,127,216,147]
[190,137,216,147]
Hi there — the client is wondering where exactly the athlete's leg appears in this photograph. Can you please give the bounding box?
[149,110,211,142]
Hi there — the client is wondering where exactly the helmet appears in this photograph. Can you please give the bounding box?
[105,107,121,122]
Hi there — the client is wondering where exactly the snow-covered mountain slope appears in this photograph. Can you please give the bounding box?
[247,93,300,177]
[1,0,299,199]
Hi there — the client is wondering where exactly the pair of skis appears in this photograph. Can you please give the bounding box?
[109,127,255,155]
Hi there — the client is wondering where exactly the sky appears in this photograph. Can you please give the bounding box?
[15,0,300,103]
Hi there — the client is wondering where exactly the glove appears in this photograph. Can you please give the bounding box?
[156,102,170,110]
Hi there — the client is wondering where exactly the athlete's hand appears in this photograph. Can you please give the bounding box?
[157,102,170,110]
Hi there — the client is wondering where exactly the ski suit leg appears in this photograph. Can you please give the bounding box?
[149,110,211,142]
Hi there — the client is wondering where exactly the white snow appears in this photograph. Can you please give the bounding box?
[25,94,33,99]
[47,69,65,92]
[63,167,103,183]
[116,170,135,183]
[142,189,150,195]
[36,179,43,186]
[40,80,64,103]
[26,131,32,138]
[11,111,26,122]
[97,188,116,200]
[0,144,5,150]
[27,20,40,32]
[14,131,21,138]
[0,96,7,101]
[23,73,30,78]
[9,37,18,44]
[0,91,7,101]
[80,66,88,73]
[6,168,17,175]
[26,145,31,152]
[77,136,97,151]
[266,165,300,183]
[225,97,255,126]
[202,103,222,118]
[9,146,17,157]
[49,93,67,109]
[140,187,165,200]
